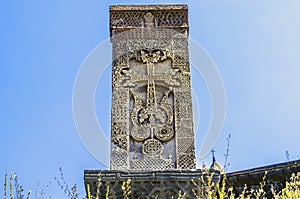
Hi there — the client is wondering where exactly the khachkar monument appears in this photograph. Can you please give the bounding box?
[85,5,221,198]
[110,5,196,171]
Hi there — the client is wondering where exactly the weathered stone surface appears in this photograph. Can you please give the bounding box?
[85,5,204,198]
[110,4,196,171]
[84,169,222,199]
[110,5,188,37]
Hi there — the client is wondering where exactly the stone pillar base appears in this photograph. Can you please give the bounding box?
[84,169,221,199]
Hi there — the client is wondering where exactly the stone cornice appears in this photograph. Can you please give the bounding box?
[110,4,188,11]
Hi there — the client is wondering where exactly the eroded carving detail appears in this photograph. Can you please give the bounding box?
[144,12,155,27]
[110,5,195,170]
[110,5,188,37]
[111,149,128,170]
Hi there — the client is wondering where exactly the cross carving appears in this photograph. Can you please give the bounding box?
[121,50,181,87]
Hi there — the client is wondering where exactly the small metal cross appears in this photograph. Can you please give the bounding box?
[211,149,216,157]
[211,149,216,163]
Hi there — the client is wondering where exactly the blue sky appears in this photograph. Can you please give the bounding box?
[1,0,300,198]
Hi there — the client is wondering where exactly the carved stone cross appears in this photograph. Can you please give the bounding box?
[110,5,196,170]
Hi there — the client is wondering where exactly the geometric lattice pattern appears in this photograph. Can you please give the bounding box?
[131,156,174,170]
[178,154,196,170]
